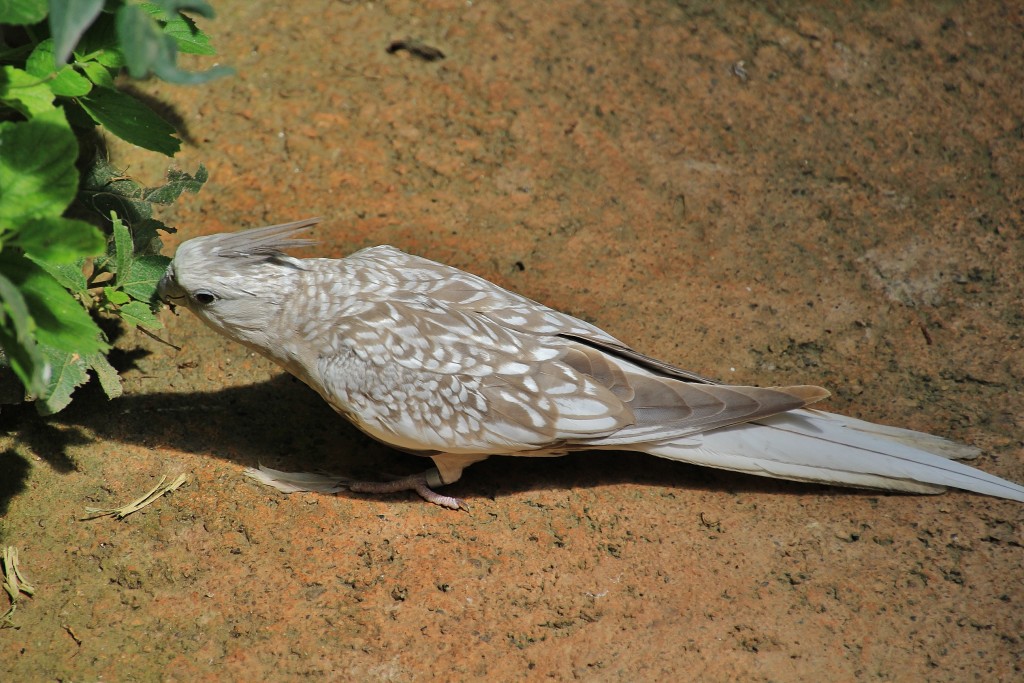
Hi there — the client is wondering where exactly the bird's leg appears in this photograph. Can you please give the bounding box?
[348,468,466,510]
[345,454,490,510]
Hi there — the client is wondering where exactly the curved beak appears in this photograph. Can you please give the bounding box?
[156,271,174,304]
[156,269,186,312]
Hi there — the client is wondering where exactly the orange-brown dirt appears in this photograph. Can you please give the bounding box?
[3,1,1023,680]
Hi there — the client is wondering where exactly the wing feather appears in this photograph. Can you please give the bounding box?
[310,285,826,456]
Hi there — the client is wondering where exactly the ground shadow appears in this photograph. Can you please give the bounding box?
[4,372,876,510]
[0,449,31,518]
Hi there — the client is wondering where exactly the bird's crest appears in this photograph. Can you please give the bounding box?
[209,217,320,259]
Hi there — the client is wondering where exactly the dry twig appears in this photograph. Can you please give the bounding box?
[83,474,188,520]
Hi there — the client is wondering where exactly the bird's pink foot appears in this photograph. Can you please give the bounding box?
[347,472,467,510]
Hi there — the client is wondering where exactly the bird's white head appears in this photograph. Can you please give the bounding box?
[157,218,320,345]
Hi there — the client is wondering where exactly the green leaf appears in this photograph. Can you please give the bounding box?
[62,98,100,131]
[48,0,106,65]
[73,13,125,69]
[78,61,115,89]
[116,4,164,80]
[2,253,107,355]
[26,40,93,97]
[120,254,170,304]
[78,155,152,226]
[119,300,162,329]
[36,346,88,414]
[0,0,47,25]
[161,12,216,55]
[36,348,128,413]
[140,4,216,56]
[0,109,78,222]
[130,218,172,255]
[0,66,57,117]
[34,348,125,412]
[85,351,123,400]
[147,1,216,20]
[78,87,181,156]
[77,159,188,252]
[112,213,134,281]
[0,271,50,398]
[27,257,88,297]
[15,217,105,264]
[0,271,33,343]
[103,287,130,305]
[117,3,230,85]
[110,214,171,304]
[144,164,208,204]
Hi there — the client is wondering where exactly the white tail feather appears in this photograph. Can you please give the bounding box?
[645,409,1024,502]
[243,465,347,494]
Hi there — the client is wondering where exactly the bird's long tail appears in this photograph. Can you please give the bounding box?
[644,409,1024,502]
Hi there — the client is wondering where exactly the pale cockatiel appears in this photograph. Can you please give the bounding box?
[157,218,1024,509]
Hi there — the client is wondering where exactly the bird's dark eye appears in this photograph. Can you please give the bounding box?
[193,290,217,305]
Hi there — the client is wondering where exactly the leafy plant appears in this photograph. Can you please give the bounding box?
[0,1,228,413]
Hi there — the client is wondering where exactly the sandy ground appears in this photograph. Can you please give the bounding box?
[3,1,1023,680]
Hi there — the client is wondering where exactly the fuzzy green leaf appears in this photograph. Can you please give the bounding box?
[15,217,105,264]
[27,257,88,297]
[0,66,57,117]
[26,40,93,97]
[109,214,171,304]
[121,254,170,304]
[0,109,78,222]
[78,156,152,226]
[78,159,186,253]
[49,0,106,65]
[119,300,162,329]
[86,351,123,400]
[144,164,208,204]
[36,346,88,414]
[0,0,47,25]
[111,213,134,282]
[36,349,127,411]
[130,218,172,256]
[78,87,181,156]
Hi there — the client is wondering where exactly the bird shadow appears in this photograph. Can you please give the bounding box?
[2,371,866,513]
